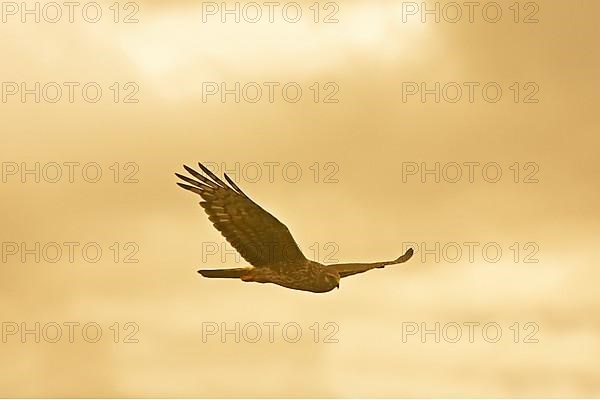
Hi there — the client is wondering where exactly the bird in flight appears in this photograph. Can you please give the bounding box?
[176,163,414,293]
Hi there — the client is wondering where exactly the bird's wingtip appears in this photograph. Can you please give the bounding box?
[394,247,414,263]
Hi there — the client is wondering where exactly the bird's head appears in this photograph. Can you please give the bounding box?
[323,271,340,291]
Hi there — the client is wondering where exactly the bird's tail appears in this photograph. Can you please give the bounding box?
[197,268,251,279]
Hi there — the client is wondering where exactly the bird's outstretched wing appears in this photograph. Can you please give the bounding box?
[329,248,414,278]
[176,163,306,267]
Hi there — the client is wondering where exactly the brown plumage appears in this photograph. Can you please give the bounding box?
[176,162,414,293]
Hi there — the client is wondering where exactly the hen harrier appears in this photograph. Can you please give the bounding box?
[176,163,414,293]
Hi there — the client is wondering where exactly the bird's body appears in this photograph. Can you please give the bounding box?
[236,260,340,293]
[176,162,414,294]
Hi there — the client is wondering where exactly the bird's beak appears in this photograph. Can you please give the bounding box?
[336,284,339,289]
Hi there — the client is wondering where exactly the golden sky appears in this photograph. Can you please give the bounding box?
[1,0,599,397]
